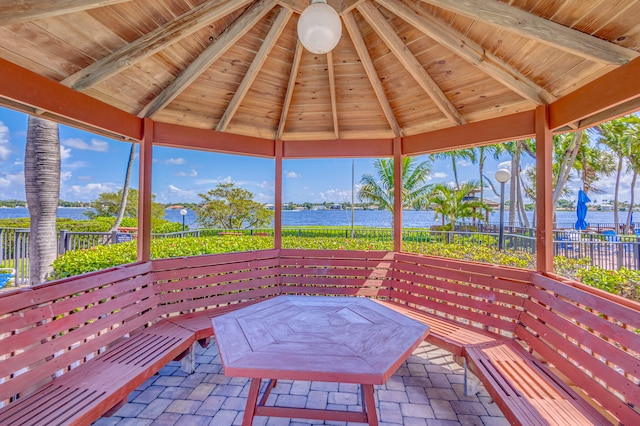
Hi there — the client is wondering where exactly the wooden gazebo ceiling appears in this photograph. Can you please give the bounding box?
[1,0,640,149]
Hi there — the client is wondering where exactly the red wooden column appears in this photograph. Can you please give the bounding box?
[535,106,553,273]
[137,118,153,262]
[393,137,403,252]
[275,139,283,249]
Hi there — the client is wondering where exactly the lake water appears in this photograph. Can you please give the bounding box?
[0,207,629,229]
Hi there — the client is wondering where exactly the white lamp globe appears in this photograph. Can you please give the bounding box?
[495,168,511,184]
[180,208,187,216]
[297,0,342,54]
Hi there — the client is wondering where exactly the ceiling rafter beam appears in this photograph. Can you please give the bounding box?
[419,0,638,65]
[327,52,340,139]
[342,11,401,137]
[277,0,365,15]
[62,0,254,90]
[0,0,131,26]
[357,1,465,125]
[216,7,293,132]
[139,0,277,118]
[377,0,554,105]
[276,40,303,139]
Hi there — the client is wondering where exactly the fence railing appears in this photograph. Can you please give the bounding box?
[2,225,639,285]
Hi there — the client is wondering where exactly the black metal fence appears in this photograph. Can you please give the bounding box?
[2,225,639,285]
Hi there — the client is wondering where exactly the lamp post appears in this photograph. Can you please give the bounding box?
[494,167,511,250]
[180,208,187,234]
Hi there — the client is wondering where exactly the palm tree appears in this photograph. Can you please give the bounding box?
[25,116,60,285]
[109,143,136,232]
[502,140,535,227]
[431,149,475,190]
[474,144,502,203]
[428,182,490,230]
[358,157,432,212]
[597,116,640,231]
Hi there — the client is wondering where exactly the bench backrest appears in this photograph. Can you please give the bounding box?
[518,273,640,425]
[279,249,393,298]
[0,262,157,406]
[153,250,282,317]
[390,253,531,337]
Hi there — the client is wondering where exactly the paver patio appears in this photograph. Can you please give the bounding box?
[94,341,508,426]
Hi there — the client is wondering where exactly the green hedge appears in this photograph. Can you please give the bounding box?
[0,217,183,233]
[50,235,638,301]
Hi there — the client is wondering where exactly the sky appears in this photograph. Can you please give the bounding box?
[0,105,635,205]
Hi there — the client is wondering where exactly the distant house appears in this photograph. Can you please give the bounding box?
[329,204,342,210]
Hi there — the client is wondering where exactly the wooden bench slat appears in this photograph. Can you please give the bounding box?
[465,341,611,426]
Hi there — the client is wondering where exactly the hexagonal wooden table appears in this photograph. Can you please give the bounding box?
[212,295,429,426]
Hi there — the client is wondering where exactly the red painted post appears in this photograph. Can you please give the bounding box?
[275,139,283,249]
[393,137,402,252]
[137,118,153,262]
[535,106,553,273]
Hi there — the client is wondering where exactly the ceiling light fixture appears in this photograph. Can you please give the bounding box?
[297,0,342,54]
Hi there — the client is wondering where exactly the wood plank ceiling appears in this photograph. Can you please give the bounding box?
[0,0,639,142]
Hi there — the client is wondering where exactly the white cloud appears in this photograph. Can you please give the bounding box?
[62,182,118,201]
[64,160,88,169]
[285,171,300,179]
[255,192,274,203]
[60,145,72,160]
[60,171,72,181]
[0,121,10,161]
[62,137,109,152]
[175,169,198,177]
[319,188,351,202]
[153,184,199,203]
[432,172,447,179]
[165,157,186,165]
[195,176,232,186]
[0,171,24,199]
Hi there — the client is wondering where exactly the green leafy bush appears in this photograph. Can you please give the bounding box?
[0,217,181,233]
[578,267,640,301]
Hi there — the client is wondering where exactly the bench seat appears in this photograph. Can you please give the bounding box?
[465,340,611,426]
[373,300,506,356]
[0,320,194,426]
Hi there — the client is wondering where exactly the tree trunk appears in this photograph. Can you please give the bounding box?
[509,144,520,224]
[109,143,136,232]
[613,156,623,232]
[517,172,530,227]
[451,155,459,190]
[25,116,60,285]
[625,170,637,233]
[552,130,582,217]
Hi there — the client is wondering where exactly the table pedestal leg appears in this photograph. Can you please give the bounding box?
[242,378,261,426]
[362,384,378,426]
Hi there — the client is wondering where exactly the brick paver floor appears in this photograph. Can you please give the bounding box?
[94,341,508,426]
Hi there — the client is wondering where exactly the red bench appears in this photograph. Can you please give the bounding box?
[0,249,638,425]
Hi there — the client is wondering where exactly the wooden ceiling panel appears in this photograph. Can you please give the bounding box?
[0,0,638,142]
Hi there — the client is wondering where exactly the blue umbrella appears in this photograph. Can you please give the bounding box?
[574,189,590,230]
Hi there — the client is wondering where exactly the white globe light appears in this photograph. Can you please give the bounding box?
[495,168,511,183]
[297,0,342,54]
[180,208,187,216]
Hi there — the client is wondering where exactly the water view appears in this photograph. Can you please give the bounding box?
[0,207,629,229]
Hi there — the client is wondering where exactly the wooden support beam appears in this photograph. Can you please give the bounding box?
[358,2,465,125]
[535,105,553,274]
[0,57,142,141]
[137,118,153,262]
[403,111,535,155]
[216,7,292,132]
[0,0,130,26]
[275,139,283,249]
[393,137,402,253]
[342,11,401,136]
[327,51,340,139]
[277,0,364,15]
[139,0,277,118]
[62,0,254,90]
[419,0,638,65]
[549,57,640,130]
[276,40,303,139]
[283,138,392,158]
[154,122,274,157]
[377,0,555,104]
